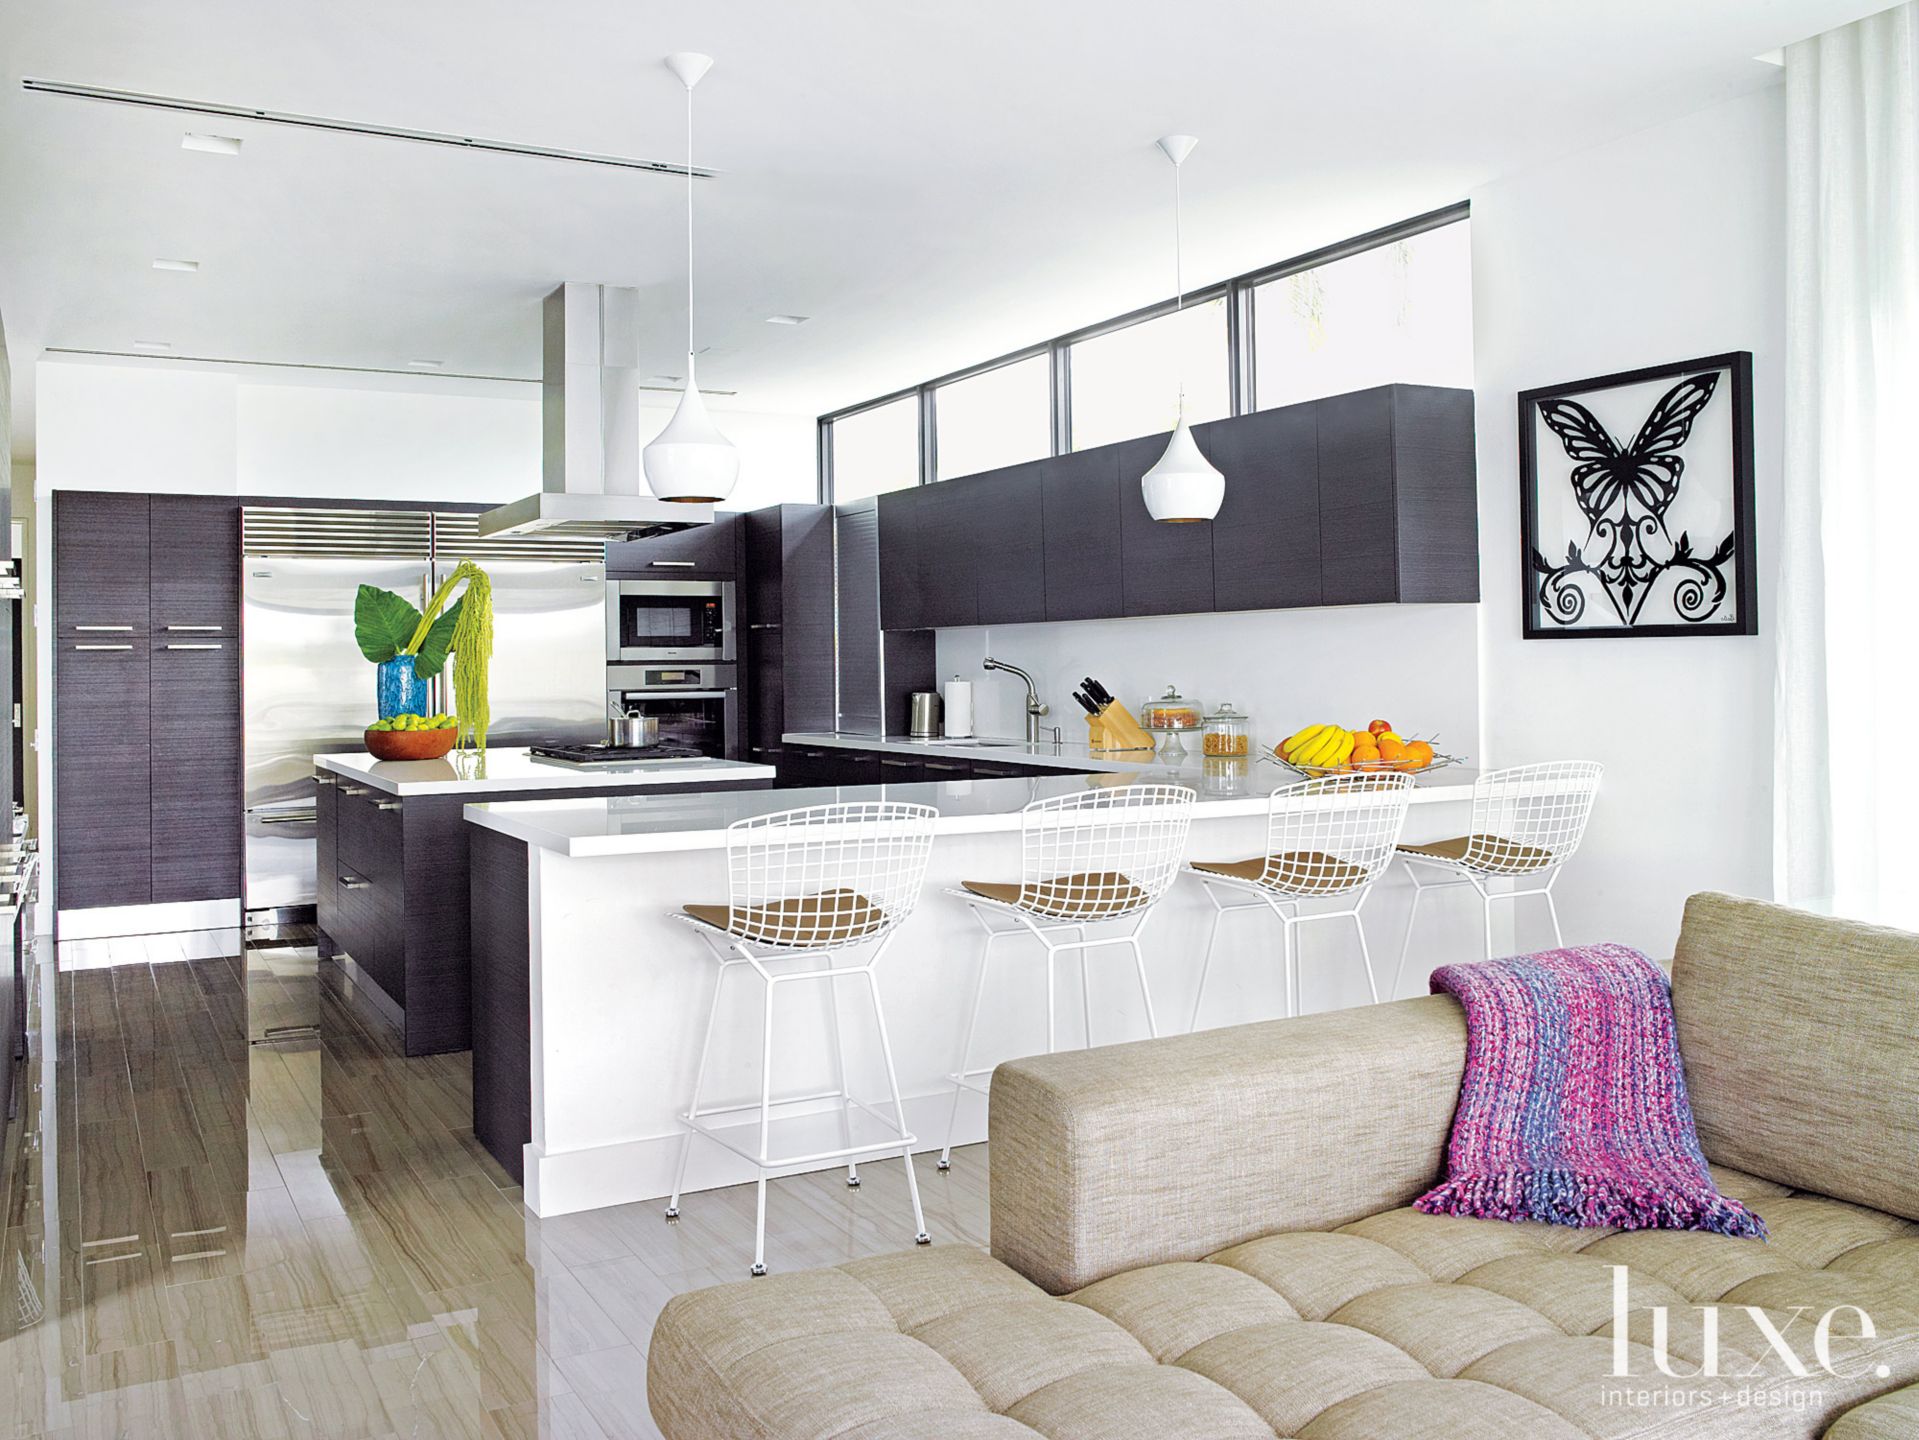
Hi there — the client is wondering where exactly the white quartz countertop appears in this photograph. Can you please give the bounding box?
[782,731,1163,771]
[314,747,776,798]
[465,762,1480,856]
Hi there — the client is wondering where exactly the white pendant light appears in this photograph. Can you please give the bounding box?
[644,51,739,504]
[1140,133,1224,524]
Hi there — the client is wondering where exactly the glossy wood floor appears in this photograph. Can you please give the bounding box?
[0,924,991,1439]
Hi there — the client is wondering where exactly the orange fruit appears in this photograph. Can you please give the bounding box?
[1399,740,1435,771]
[1376,735,1407,762]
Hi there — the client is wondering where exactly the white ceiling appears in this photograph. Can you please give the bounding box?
[0,0,1886,462]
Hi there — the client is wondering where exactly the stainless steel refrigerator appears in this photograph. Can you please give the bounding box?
[241,508,605,917]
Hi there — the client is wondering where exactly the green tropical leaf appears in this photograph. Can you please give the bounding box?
[412,597,463,679]
[353,585,423,664]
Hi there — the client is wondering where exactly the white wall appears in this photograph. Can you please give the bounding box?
[935,606,1480,765]
[1469,86,1785,956]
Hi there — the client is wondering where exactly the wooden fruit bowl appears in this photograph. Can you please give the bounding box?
[364,727,458,762]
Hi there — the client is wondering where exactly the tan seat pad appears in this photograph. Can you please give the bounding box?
[684,887,885,945]
[1397,833,1556,873]
[961,872,1148,919]
[1191,850,1369,894]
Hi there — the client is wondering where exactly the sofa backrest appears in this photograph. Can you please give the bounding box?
[989,995,1467,1294]
[1672,891,1919,1222]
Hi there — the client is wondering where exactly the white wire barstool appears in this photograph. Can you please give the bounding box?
[1186,771,1414,1027]
[1390,760,1605,994]
[670,799,939,1277]
[937,782,1197,1170]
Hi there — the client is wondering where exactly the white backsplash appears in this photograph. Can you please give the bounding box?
[932,604,1483,763]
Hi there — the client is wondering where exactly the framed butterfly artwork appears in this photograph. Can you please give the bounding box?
[1518,351,1755,639]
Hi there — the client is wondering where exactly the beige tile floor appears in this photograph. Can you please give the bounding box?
[0,924,990,1439]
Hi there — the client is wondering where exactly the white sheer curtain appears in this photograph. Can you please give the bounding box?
[1776,2,1919,917]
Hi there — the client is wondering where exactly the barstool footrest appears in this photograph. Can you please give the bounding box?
[945,1068,993,1096]
[681,1101,916,1171]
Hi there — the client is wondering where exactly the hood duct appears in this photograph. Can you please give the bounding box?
[478,282,716,540]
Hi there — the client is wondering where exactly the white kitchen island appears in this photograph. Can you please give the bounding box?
[463,763,1487,1216]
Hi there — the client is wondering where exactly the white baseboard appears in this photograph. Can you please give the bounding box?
[524,1088,986,1217]
[56,897,242,941]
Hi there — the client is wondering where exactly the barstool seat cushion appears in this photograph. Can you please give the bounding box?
[1191,850,1368,894]
[1397,833,1556,874]
[684,887,886,946]
[961,872,1148,920]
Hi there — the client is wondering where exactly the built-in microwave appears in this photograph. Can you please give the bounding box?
[606,579,736,663]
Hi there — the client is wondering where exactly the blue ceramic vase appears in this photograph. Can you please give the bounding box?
[375,657,431,720]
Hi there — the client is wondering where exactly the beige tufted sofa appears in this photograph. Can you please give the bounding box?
[649,893,1919,1438]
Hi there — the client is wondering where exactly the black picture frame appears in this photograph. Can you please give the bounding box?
[1518,351,1756,640]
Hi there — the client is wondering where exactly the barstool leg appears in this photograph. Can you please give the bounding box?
[1075,925,1093,1049]
[750,972,777,1277]
[1282,917,1299,1019]
[821,965,859,1188]
[1351,910,1381,1005]
[1391,873,1426,1001]
[667,956,731,1221]
[940,925,1001,1170]
[1543,887,1565,948]
[1481,888,1497,961]
[861,970,930,1246]
[1189,887,1225,1033]
[1126,927,1160,1039]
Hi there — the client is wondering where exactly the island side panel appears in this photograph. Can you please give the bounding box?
[470,824,533,1183]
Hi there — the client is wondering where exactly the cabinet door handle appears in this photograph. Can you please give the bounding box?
[748,623,780,630]
[73,625,133,632]
[340,786,368,796]
[926,762,966,772]
[314,776,336,787]
[880,759,918,768]
[164,643,224,650]
[648,560,697,568]
[164,625,225,632]
[72,644,133,651]
[339,876,370,889]
[376,801,401,811]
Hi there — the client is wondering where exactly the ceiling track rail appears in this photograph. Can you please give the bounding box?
[21,77,719,178]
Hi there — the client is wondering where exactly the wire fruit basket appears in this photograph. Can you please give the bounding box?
[1269,750,1465,780]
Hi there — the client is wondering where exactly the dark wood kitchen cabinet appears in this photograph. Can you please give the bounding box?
[605,514,743,579]
[54,492,243,914]
[1040,446,1124,622]
[743,504,836,770]
[873,383,1474,629]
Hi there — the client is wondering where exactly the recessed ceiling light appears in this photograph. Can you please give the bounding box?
[182,132,243,155]
[131,340,173,353]
[765,314,809,326]
[152,258,200,272]
[406,359,444,370]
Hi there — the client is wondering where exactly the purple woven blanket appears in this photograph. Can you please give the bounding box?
[1416,943,1767,1237]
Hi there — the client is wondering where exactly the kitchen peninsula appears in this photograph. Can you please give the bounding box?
[462,762,1482,1216]
[313,746,773,1055]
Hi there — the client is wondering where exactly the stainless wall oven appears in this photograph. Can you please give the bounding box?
[607,663,739,758]
[606,579,735,663]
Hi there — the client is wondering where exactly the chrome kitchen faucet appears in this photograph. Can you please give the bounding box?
[982,657,1049,744]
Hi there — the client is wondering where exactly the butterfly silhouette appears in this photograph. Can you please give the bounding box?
[1530,372,1735,627]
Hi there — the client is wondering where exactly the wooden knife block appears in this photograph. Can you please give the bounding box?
[1086,701,1155,753]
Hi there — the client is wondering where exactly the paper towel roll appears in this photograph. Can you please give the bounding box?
[943,677,974,739]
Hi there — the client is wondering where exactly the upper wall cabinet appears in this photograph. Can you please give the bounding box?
[605,514,743,579]
[874,383,1476,630]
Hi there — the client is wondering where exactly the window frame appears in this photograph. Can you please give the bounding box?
[817,200,1469,503]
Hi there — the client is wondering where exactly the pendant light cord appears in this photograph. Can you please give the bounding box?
[685,79,695,364]
[1172,150,1186,417]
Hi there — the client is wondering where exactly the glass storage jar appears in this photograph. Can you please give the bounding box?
[1202,701,1253,758]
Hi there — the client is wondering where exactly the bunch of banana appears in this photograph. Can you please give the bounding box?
[1278,723,1356,768]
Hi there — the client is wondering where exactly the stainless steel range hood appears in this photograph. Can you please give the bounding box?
[478,282,715,541]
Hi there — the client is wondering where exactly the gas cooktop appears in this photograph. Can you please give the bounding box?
[529,741,713,768]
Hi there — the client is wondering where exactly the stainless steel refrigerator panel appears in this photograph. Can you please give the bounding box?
[243,555,430,910]
[434,558,606,747]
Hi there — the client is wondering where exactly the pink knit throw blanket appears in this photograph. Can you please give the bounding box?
[1416,943,1767,1237]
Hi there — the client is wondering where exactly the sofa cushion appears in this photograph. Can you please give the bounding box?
[649,1171,1919,1438]
[1672,892,1919,1222]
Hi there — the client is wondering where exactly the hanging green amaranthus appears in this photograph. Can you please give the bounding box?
[406,560,494,751]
